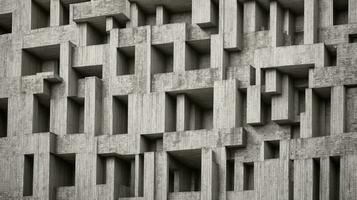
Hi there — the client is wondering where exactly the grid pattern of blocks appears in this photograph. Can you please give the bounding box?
[0,0,357,199]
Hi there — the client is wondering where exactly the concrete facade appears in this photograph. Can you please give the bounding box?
[0,0,356,199]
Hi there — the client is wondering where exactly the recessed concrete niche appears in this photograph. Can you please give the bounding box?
[0,13,12,34]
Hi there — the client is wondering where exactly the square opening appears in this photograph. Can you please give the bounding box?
[33,95,50,133]
[31,0,50,29]
[151,43,174,74]
[23,154,34,196]
[80,21,108,45]
[264,140,280,159]
[21,44,60,76]
[174,88,213,131]
[333,0,348,25]
[143,136,163,152]
[67,97,84,134]
[226,159,235,191]
[186,39,211,70]
[168,149,201,192]
[113,95,128,134]
[349,34,357,43]
[0,98,8,138]
[117,46,135,75]
[0,13,12,34]
[50,154,76,188]
[243,162,254,191]
[97,155,106,185]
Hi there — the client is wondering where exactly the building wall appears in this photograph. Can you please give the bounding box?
[0,0,357,199]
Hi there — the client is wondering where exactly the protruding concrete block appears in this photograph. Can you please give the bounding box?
[192,0,218,27]
[265,69,282,94]
[331,86,345,135]
[247,85,264,125]
[271,75,294,124]
[214,80,243,129]
[223,0,243,50]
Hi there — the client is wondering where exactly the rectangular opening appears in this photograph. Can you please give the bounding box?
[50,154,76,187]
[325,46,337,67]
[21,44,60,76]
[333,0,348,25]
[0,98,8,138]
[67,98,84,134]
[186,39,211,70]
[97,156,106,185]
[117,156,136,198]
[349,34,357,43]
[314,88,331,137]
[175,88,213,131]
[73,65,103,79]
[243,162,254,191]
[165,94,176,132]
[289,160,294,200]
[291,124,300,139]
[346,87,357,132]
[31,0,50,29]
[168,10,192,25]
[256,2,269,31]
[33,95,50,133]
[264,140,280,159]
[113,95,128,134]
[293,14,304,45]
[168,149,201,192]
[0,13,12,34]
[329,156,340,200]
[151,43,174,74]
[23,154,34,196]
[117,46,135,75]
[226,159,235,191]
[313,158,321,200]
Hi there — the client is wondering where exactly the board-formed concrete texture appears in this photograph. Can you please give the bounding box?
[1,0,357,199]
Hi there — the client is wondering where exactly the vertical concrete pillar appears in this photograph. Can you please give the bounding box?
[134,154,143,197]
[155,151,168,200]
[144,152,155,200]
[201,148,218,200]
[270,1,284,47]
[213,80,242,129]
[283,10,295,45]
[156,6,169,25]
[192,0,218,27]
[294,159,314,200]
[247,85,264,125]
[304,0,319,44]
[50,0,61,26]
[84,77,102,136]
[331,86,345,135]
[176,94,190,131]
[349,0,357,23]
[271,75,294,124]
[301,89,319,138]
[319,0,333,27]
[127,3,145,27]
[211,34,228,79]
[223,0,243,50]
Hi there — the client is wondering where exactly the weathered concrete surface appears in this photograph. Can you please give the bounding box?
[0,0,357,199]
